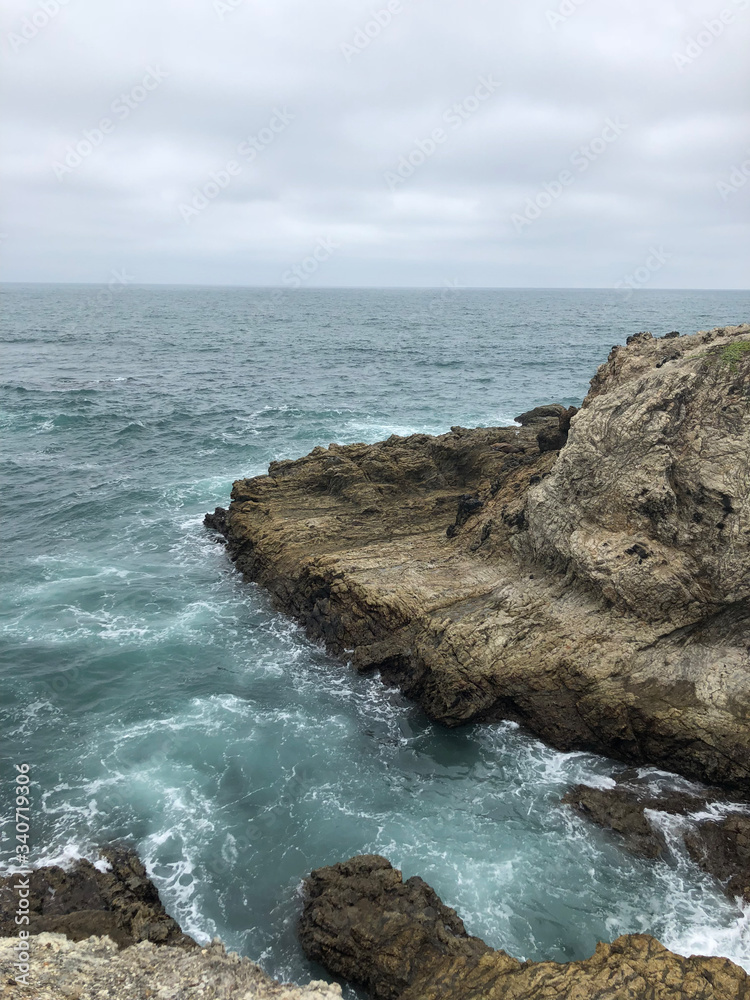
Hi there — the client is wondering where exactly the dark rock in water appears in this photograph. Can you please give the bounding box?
[514,403,565,426]
[563,776,750,903]
[563,783,670,858]
[0,847,196,950]
[299,854,488,1000]
[685,815,750,903]
[664,330,681,338]
[204,506,229,538]
[299,854,749,999]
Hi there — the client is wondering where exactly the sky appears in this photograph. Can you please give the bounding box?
[1,0,749,288]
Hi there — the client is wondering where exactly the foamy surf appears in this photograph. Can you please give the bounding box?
[3,286,750,993]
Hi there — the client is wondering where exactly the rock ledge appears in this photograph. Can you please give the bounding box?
[210,324,750,791]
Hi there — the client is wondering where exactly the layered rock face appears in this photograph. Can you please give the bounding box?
[212,325,750,791]
[299,854,749,999]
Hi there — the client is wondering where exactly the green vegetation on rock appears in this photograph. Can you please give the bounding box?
[719,339,750,370]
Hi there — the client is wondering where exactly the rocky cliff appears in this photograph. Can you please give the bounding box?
[299,854,749,999]
[209,324,750,792]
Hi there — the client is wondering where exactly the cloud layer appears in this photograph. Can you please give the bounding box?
[2,0,749,286]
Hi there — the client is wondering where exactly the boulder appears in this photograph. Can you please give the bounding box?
[299,855,749,999]
[0,847,195,950]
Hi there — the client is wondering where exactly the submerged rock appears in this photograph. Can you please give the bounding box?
[563,775,750,902]
[212,325,750,791]
[0,847,195,950]
[299,854,749,999]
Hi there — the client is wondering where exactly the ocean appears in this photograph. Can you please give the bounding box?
[1,284,749,991]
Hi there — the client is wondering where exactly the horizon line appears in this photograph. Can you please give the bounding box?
[1,281,749,292]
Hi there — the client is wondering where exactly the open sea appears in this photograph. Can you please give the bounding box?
[1,284,750,992]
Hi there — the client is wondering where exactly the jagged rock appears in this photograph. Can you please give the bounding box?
[204,506,229,538]
[514,404,566,425]
[299,855,749,999]
[564,776,750,902]
[0,933,341,999]
[299,854,486,1000]
[685,815,750,903]
[525,325,750,626]
[446,493,484,537]
[0,848,195,950]
[558,404,578,433]
[212,325,750,791]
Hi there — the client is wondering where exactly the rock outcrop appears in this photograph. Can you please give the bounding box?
[209,325,750,792]
[299,854,749,999]
[563,774,750,902]
[0,933,341,999]
[0,848,195,950]
[0,851,343,999]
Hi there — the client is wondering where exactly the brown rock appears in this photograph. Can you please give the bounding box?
[204,506,229,538]
[563,776,750,903]
[685,815,750,903]
[214,325,750,791]
[0,847,195,950]
[299,855,749,999]
[514,404,566,425]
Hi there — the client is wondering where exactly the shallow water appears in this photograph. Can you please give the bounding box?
[2,285,749,991]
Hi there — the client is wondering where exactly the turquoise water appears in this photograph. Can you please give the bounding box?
[2,285,750,990]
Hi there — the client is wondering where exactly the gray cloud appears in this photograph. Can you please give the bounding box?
[1,0,748,286]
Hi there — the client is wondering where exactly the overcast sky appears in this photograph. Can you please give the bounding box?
[1,0,748,287]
